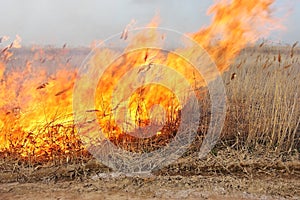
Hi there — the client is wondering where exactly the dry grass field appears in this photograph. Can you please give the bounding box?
[0,43,299,199]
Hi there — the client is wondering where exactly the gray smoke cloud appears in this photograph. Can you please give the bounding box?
[0,0,298,46]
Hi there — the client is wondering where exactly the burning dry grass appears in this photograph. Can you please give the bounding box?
[2,0,298,179]
[0,44,299,183]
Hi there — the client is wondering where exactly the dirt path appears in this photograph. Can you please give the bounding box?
[0,174,299,200]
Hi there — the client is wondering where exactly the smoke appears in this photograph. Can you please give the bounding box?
[0,0,297,46]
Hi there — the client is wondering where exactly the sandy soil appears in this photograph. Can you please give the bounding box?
[1,173,299,200]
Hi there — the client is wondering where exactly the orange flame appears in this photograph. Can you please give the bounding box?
[0,0,280,159]
[193,0,280,71]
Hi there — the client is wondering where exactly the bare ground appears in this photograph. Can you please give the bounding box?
[1,153,299,200]
[0,173,299,200]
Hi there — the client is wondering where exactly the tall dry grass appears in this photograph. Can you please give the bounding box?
[221,44,300,154]
[0,44,299,170]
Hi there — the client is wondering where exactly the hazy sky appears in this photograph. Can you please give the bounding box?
[0,0,299,46]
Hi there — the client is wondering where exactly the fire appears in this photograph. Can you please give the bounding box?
[0,0,280,160]
[0,45,80,160]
